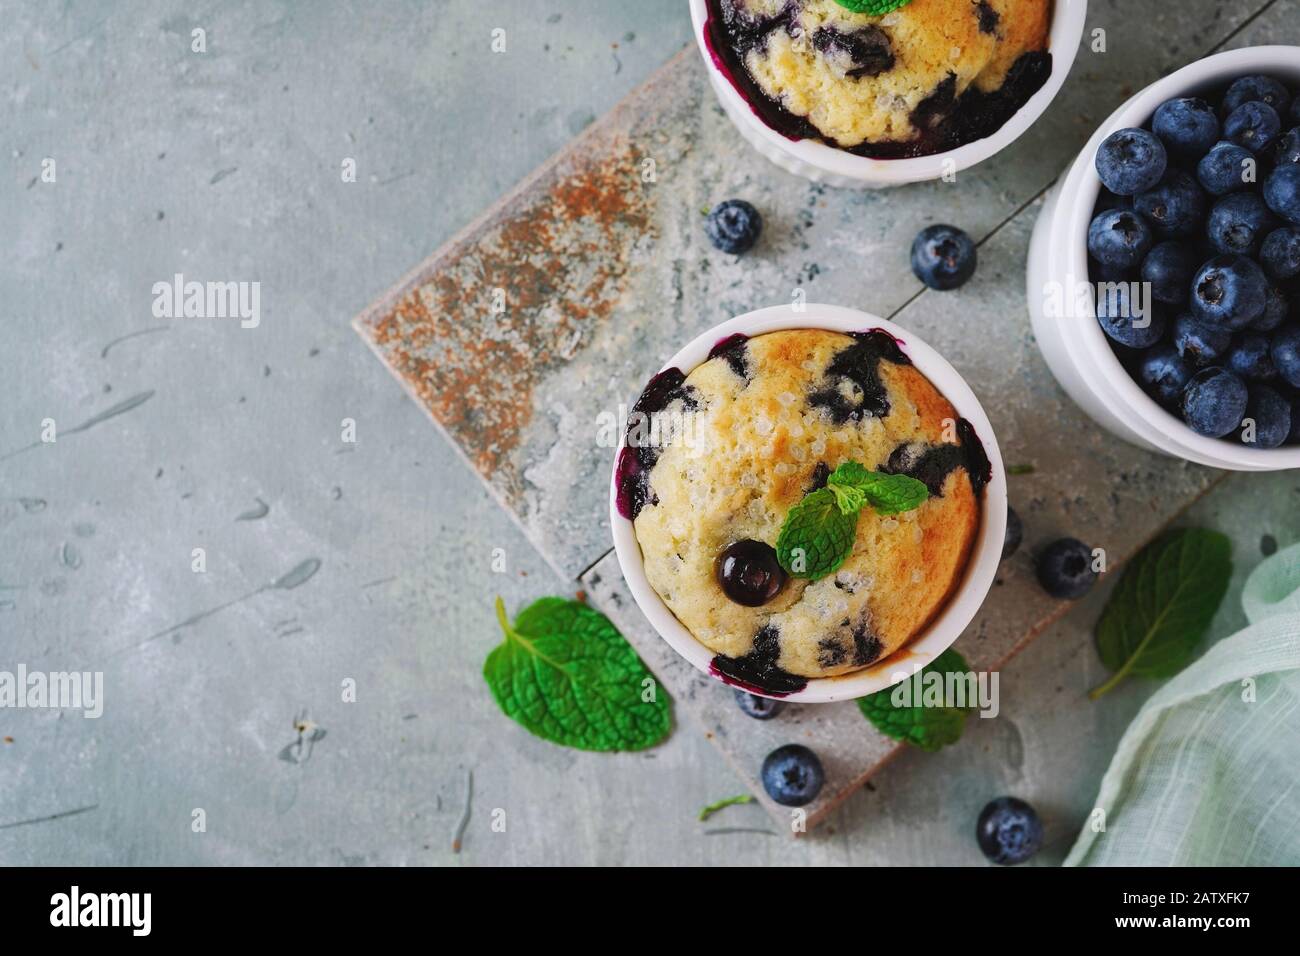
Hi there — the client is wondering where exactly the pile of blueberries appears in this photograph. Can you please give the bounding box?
[1087,74,1300,446]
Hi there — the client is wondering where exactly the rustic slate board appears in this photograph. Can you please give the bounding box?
[354,0,1293,830]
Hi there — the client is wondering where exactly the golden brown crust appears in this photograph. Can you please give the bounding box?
[631,329,980,679]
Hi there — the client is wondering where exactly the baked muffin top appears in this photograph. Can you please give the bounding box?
[704,0,1052,157]
[617,329,988,695]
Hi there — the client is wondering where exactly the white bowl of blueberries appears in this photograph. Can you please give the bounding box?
[1027,46,1300,470]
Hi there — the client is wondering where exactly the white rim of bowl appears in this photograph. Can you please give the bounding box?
[608,304,1008,703]
[1054,45,1300,469]
[687,0,1088,186]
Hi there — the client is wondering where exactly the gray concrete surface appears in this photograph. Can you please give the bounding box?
[1,0,1296,866]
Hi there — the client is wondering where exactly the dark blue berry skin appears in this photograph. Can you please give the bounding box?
[1087,208,1153,269]
[1206,191,1277,256]
[910,224,977,290]
[1252,285,1289,333]
[976,797,1044,865]
[1096,128,1167,196]
[1197,141,1256,196]
[1291,396,1300,445]
[1095,283,1165,348]
[1002,506,1023,560]
[734,689,784,720]
[1292,96,1300,127]
[705,200,763,254]
[1261,226,1300,279]
[1226,333,1277,382]
[1174,311,1233,365]
[1134,170,1206,239]
[760,745,824,807]
[1274,127,1300,167]
[1139,345,1192,408]
[1272,325,1300,389]
[1036,538,1097,599]
[1224,101,1282,152]
[1190,254,1269,330]
[1141,241,1198,304]
[1182,366,1249,437]
[1222,74,1292,118]
[1264,164,1300,225]
[1241,385,1292,448]
[1152,96,1220,158]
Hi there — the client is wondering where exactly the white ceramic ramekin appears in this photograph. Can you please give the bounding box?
[688,0,1087,189]
[608,304,1007,703]
[1027,46,1300,471]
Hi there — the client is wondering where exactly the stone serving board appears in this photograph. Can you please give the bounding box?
[354,0,1295,830]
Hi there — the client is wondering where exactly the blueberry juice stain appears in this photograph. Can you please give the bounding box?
[809,328,911,424]
[615,367,697,521]
[710,624,807,697]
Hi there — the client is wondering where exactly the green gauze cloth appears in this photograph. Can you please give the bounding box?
[1066,541,1300,866]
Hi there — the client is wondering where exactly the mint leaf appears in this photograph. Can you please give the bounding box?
[857,648,971,752]
[833,0,913,14]
[827,481,866,515]
[776,487,859,579]
[854,472,929,515]
[698,794,754,821]
[1089,529,1232,700]
[484,597,672,751]
[828,461,872,487]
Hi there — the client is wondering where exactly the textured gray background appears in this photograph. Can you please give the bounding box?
[1,0,1296,866]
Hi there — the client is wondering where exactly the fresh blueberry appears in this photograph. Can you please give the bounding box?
[976,797,1044,865]
[1292,95,1300,127]
[717,539,786,607]
[1089,258,1134,283]
[910,224,977,290]
[1263,164,1300,225]
[1094,188,1133,213]
[1291,396,1300,445]
[1036,537,1097,599]
[1272,325,1300,388]
[1190,254,1269,330]
[1134,170,1205,239]
[760,744,824,807]
[1241,385,1292,448]
[1095,282,1165,348]
[1260,226,1300,279]
[1095,128,1167,196]
[1182,366,1249,437]
[1196,141,1256,196]
[1174,311,1233,365]
[1002,506,1023,560]
[1224,101,1281,152]
[705,199,763,254]
[1273,127,1300,166]
[1226,333,1277,381]
[1252,284,1289,333]
[734,689,784,720]
[1222,74,1292,117]
[1152,96,1220,157]
[1206,191,1277,256]
[1139,345,1192,408]
[1141,241,1198,304]
[1087,208,1153,269]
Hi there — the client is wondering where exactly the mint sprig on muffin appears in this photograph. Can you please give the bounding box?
[832,0,913,14]
[776,461,928,580]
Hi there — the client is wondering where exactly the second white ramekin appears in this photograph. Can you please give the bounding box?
[1027,45,1300,471]
[688,0,1087,189]
[609,304,1007,703]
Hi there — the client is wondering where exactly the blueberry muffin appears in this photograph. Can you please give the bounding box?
[616,329,988,695]
[704,0,1052,158]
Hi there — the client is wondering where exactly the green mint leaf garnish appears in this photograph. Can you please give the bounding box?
[777,461,930,580]
[1088,529,1232,700]
[833,0,913,15]
[484,596,672,751]
[858,648,971,751]
[698,794,754,822]
[776,487,860,579]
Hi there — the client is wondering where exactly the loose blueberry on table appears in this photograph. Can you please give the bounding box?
[976,797,1044,865]
[910,224,977,291]
[1087,72,1300,448]
[1036,537,1097,600]
[705,199,763,254]
[1002,506,1023,560]
[760,744,824,807]
[734,689,784,720]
